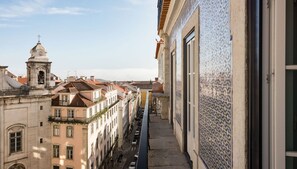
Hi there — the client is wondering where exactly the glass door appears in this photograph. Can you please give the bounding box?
[186,31,195,154]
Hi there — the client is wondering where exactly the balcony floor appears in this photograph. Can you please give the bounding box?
[148,114,190,169]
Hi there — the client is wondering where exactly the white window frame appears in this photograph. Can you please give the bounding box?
[67,109,74,119]
[66,126,73,138]
[54,109,61,118]
[66,146,73,160]
[53,125,60,136]
[269,0,286,168]
[53,145,60,158]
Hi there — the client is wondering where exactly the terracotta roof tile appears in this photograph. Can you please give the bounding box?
[64,80,101,91]
[17,77,27,85]
[69,87,78,93]
[86,79,103,85]
[63,94,94,107]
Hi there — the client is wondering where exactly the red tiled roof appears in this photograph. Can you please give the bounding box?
[69,87,78,93]
[86,79,103,85]
[64,80,101,91]
[52,93,95,107]
[69,94,94,107]
[113,84,126,93]
[51,95,60,106]
[17,77,27,85]
[58,88,70,93]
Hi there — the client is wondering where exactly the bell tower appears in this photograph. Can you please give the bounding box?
[26,39,51,94]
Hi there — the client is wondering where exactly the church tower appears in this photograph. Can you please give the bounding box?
[26,39,51,94]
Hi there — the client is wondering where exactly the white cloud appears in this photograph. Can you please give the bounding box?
[0,0,50,18]
[0,23,22,28]
[0,0,97,19]
[47,7,90,15]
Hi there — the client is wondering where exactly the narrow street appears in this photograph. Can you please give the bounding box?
[113,116,141,169]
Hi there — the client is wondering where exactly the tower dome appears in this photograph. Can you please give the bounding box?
[28,41,49,62]
[26,39,52,92]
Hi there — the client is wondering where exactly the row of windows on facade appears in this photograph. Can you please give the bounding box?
[9,131,114,168]
[88,105,118,119]
[91,116,118,135]
[53,145,73,159]
[53,126,73,137]
[52,117,118,138]
[8,129,115,155]
[54,105,118,119]
[108,95,117,105]
[53,135,115,169]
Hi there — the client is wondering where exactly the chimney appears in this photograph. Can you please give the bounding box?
[0,66,8,90]
[90,76,95,81]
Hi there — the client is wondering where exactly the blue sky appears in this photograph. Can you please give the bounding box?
[0,0,158,81]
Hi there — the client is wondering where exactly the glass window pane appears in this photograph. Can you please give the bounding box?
[286,70,297,151]
[286,0,297,65]
[287,156,297,169]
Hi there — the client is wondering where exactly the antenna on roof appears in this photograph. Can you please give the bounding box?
[38,34,41,43]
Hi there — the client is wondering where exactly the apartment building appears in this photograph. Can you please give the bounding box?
[112,84,129,147]
[50,80,119,169]
[155,0,297,169]
[0,41,52,169]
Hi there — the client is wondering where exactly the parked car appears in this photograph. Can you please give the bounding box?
[135,130,140,136]
[134,152,139,161]
[132,139,137,145]
[129,161,136,169]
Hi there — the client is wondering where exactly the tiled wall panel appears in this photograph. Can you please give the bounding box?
[169,0,232,168]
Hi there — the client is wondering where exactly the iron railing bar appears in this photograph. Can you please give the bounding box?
[136,91,149,169]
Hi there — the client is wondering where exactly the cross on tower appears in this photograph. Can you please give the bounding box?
[38,35,41,43]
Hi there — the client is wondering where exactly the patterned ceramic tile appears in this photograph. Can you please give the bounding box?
[169,0,232,168]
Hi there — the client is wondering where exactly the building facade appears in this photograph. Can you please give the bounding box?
[156,0,297,169]
[0,41,53,169]
[155,0,243,168]
[50,80,120,169]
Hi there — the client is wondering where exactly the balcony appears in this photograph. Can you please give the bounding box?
[48,100,120,124]
[136,91,190,169]
[48,116,87,124]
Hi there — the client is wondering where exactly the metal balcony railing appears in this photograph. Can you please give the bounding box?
[49,100,120,124]
[136,91,149,169]
[48,116,87,124]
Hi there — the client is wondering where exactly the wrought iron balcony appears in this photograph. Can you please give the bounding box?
[48,116,87,124]
[49,100,120,124]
